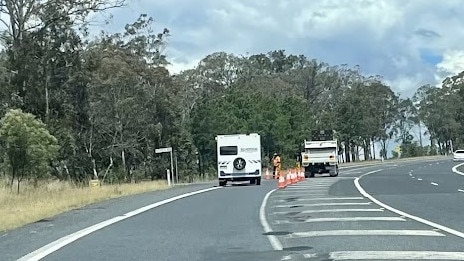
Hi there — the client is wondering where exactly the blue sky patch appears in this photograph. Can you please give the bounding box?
[419,48,442,65]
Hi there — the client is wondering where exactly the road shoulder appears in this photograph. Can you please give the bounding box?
[0,182,215,261]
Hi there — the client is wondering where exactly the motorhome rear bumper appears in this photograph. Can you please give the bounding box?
[219,170,260,180]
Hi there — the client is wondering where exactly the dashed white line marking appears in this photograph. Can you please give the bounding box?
[274,217,406,224]
[458,189,464,193]
[273,208,384,215]
[287,229,445,238]
[329,251,464,260]
[431,182,438,186]
[355,169,464,239]
[417,178,423,181]
[303,253,318,258]
[17,186,222,261]
[259,189,283,251]
[273,202,372,208]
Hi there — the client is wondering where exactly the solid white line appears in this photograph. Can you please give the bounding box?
[330,251,464,260]
[274,197,364,202]
[17,186,222,261]
[274,217,406,224]
[273,208,383,215]
[282,188,328,191]
[287,229,444,238]
[273,192,327,196]
[259,189,283,251]
[431,182,438,186]
[273,202,372,208]
[452,162,464,176]
[355,169,464,239]
[287,185,329,188]
[273,194,327,198]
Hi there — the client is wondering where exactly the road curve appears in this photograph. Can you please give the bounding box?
[4,157,464,261]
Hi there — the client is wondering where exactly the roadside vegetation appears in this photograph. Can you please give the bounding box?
[0,0,463,231]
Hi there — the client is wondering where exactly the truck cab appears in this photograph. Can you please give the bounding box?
[300,130,339,178]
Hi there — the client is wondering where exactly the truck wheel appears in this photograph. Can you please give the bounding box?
[330,166,339,177]
[256,177,261,185]
[309,172,315,178]
[219,180,227,186]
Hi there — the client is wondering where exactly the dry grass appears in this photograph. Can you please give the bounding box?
[0,179,170,232]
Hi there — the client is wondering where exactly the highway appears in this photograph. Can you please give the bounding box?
[3,158,464,261]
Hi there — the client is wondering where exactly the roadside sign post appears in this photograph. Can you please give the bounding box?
[155,147,175,186]
[166,169,171,186]
[174,150,179,183]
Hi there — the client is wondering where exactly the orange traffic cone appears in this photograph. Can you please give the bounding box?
[300,168,305,181]
[290,169,297,184]
[265,168,270,180]
[278,175,286,189]
[286,171,292,186]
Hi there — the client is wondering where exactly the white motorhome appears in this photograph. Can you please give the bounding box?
[216,133,262,186]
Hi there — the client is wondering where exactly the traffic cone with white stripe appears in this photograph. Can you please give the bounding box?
[290,169,297,184]
[298,169,304,181]
[277,174,286,189]
[265,168,270,180]
[286,170,292,186]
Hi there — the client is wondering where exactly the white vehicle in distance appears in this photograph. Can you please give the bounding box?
[216,133,262,186]
[453,150,464,161]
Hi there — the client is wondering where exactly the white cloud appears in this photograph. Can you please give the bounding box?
[95,0,464,97]
[166,57,200,75]
[435,50,464,83]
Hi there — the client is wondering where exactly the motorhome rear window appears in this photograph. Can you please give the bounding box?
[220,146,238,155]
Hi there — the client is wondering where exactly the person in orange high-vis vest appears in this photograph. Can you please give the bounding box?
[272,153,281,178]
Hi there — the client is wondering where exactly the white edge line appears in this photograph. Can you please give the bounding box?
[355,169,464,239]
[259,189,283,251]
[17,186,222,261]
[452,162,464,176]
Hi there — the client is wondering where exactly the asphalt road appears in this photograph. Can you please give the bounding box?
[5,157,464,261]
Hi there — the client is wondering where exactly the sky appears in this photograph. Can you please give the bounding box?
[93,0,464,99]
[89,0,464,157]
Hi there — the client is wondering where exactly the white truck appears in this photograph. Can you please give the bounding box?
[300,130,339,178]
[216,133,262,186]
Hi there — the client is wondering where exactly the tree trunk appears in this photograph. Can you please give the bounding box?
[344,140,351,163]
[371,138,376,160]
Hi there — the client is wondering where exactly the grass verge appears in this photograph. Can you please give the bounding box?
[0,179,170,232]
